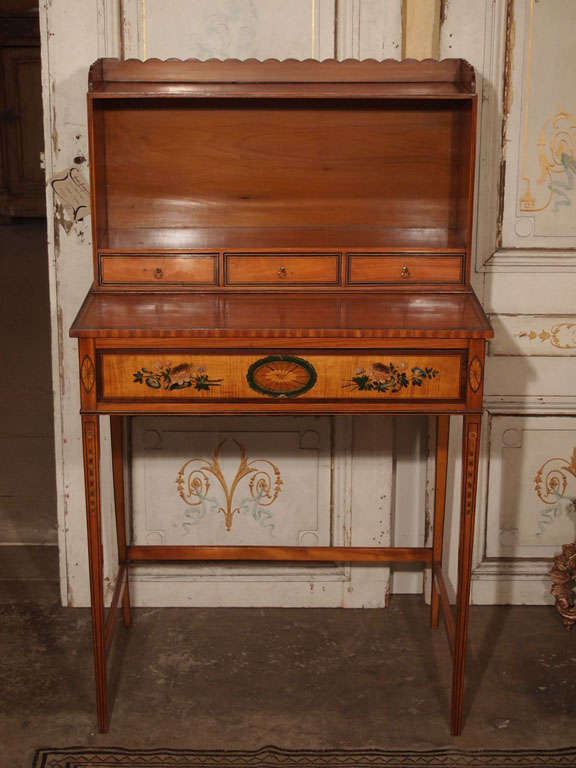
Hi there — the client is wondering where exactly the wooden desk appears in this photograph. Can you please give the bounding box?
[71,57,493,736]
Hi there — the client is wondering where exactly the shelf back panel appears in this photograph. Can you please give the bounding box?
[92,98,473,248]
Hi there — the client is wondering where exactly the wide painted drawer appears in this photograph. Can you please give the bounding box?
[99,254,218,286]
[347,254,463,284]
[97,350,465,402]
[224,253,340,285]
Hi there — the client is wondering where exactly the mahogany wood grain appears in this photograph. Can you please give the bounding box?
[91,82,477,100]
[128,545,433,563]
[96,101,471,237]
[89,59,477,104]
[96,336,473,350]
[224,253,340,285]
[89,399,475,416]
[95,57,474,86]
[347,255,463,284]
[102,226,467,252]
[431,415,450,628]
[88,98,107,286]
[70,292,493,339]
[463,97,478,283]
[100,254,218,287]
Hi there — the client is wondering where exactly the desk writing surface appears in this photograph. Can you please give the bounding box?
[70,291,492,339]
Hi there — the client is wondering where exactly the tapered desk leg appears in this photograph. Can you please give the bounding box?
[431,415,450,628]
[111,415,131,627]
[451,414,482,736]
[81,413,109,733]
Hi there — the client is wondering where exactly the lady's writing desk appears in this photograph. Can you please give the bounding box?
[70,57,493,734]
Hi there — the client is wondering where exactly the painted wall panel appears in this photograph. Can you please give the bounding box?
[336,0,401,59]
[144,0,335,61]
[490,315,576,356]
[129,414,394,608]
[132,416,332,546]
[501,0,576,249]
[486,416,576,559]
[485,357,576,398]
[485,271,576,315]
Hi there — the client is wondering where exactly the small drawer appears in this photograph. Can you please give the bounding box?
[99,254,218,286]
[347,254,463,285]
[224,253,340,286]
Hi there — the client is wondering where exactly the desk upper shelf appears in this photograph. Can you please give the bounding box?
[89,57,475,98]
[87,57,478,294]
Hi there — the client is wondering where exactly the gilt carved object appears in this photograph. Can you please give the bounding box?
[549,541,576,630]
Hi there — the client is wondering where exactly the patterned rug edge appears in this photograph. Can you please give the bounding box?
[33,744,576,768]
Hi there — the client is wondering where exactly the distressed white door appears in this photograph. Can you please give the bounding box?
[124,0,405,607]
[440,0,576,604]
[43,0,420,607]
[46,0,574,607]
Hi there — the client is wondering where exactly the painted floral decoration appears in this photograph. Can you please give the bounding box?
[345,361,439,393]
[133,361,222,391]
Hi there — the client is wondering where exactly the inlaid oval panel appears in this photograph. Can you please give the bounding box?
[468,355,483,393]
[246,355,317,398]
[80,354,95,393]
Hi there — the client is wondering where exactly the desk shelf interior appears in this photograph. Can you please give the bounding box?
[90,95,475,285]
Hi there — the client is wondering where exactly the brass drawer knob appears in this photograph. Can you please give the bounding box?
[400,265,410,279]
[278,266,287,279]
[154,267,164,280]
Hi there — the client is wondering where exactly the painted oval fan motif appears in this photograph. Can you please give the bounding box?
[246,355,317,398]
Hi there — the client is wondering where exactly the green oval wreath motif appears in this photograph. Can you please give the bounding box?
[246,355,317,398]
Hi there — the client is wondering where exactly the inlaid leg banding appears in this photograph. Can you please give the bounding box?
[451,414,482,736]
[81,414,109,733]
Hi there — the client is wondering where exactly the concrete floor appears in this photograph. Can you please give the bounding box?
[1,597,575,765]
